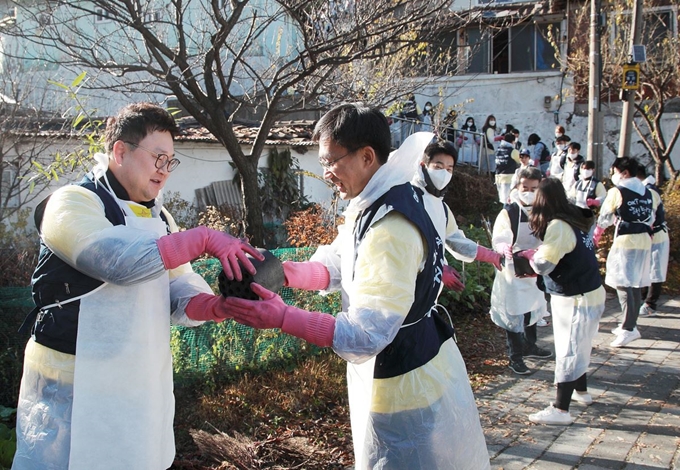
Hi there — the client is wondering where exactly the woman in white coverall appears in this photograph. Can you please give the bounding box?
[518,178,605,425]
[225,106,490,469]
[593,157,657,348]
[490,167,551,376]
[13,103,262,470]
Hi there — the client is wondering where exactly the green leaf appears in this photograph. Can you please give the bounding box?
[71,71,87,88]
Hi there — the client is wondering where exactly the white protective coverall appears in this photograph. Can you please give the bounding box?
[13,154,212,470]
[597,177,657,288]
[489,193,547,332]
[530,220,605,383]
[643,177,669,283]
[311,133,490,470]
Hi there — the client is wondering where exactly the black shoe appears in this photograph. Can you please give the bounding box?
[523,346,553,359]
[509,360,531,375]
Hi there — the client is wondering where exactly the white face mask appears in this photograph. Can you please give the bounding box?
[568,152,578,160]
[555,132,563,138]
[556,144,566,151]
[582,169,593,178]
[611,172,622,186]
[489,120,496,126]
[427,167,453,190]
[425,105,432,111]
[466,121,473,126]
[518,191,535,206]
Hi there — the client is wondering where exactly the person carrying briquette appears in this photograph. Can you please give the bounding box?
[517,178,605,425]
[593,157,657,348]
[547,134,571,178]
[490,167,552,375]
[636,164,669,318]
[12,102,263,470]
[560,142,585,194]
[224,104,491,470]
[568,160,606,235]
[410,139,503,294]
[510,148,533,190]
[494,133,521,204]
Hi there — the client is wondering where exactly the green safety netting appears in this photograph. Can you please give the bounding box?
[0,247,341,397]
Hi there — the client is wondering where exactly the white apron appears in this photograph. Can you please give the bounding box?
[69,197,174,470]
[490,206,546,331]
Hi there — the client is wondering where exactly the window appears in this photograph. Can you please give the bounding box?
[465,21,561,74]
[144,10,162,23]
[94,7,110,23]
[613,8,678,58]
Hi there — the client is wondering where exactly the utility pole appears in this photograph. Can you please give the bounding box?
[587,0,603,172]
[618,0,644,158]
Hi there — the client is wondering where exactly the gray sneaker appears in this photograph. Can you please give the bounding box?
[524,346,553,359]
[639,304,656,318]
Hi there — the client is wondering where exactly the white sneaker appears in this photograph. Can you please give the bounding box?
[571,391,593,405]
[537,318,550,327]
[529,404,574,425]
[639,304,656,317]
[610,328,641,348]
[611,325,622,335]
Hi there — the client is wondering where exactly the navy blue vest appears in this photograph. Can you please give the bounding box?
[542,225,602,296]
[574,177,600,200]
[353,183,451,379]
[27,174,146,354]
[495,146,517,175]
[616,186,653,236]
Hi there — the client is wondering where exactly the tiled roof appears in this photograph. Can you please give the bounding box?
[3,116,317,147]
[176,117,316,146]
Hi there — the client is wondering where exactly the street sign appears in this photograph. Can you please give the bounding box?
[622,63,640,90]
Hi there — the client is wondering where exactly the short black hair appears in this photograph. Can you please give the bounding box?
[518,167,542,182]
[423,141,458,166]
[527,133,541,146]
[582,160,595,170]
[611,156,639,176]
[556,135,571,143]
[313,104,392,164]
[568,142,581,151]
[104,102,179,153]
[504,133,515,143]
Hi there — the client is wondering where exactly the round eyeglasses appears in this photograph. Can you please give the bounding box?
[125,141,181,172]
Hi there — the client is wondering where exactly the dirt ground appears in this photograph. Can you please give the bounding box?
[170,311,507,469]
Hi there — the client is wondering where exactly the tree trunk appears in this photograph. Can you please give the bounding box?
[239,160,266,247]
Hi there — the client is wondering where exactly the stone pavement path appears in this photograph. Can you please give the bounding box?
[476,293,680,469]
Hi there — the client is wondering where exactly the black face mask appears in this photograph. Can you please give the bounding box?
[421,166,446,198]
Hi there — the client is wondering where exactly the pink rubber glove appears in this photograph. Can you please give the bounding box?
[442,265,465,292]
[494,135,504,142]
[592,226,605,247]
[494,242,514,261]
[157,227,264,281]
[516,248,537,261]
[185,293,233,323]
[282,261,330,290]
[475,245,503,270]
[586,198,601,208]
[225,283,335,347]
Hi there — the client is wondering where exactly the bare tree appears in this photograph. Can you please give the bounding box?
[2,0,461,245]
[0,60,79,226]
[565,1,679,185]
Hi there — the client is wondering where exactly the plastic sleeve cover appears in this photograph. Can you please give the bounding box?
[41,185,166,285]
[170,272,214,327]
[332,212,423,363]
[444,204,477,262]
[491,208,513,249]
[532,219,576,275]
[310,224,349,293]
[596,187,622,229]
